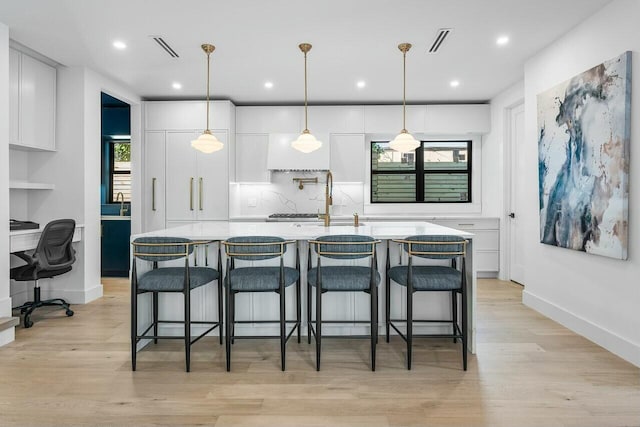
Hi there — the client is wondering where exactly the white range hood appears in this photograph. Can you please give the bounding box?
[267,133,330,170]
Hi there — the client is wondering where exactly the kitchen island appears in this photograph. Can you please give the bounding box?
[131,221,477,352]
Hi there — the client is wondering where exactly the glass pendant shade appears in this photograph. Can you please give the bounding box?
[292,43,322,153]
[191,130,223,154]
[389,129,420,153]
[292,130,322,153]
[192,43,223,154]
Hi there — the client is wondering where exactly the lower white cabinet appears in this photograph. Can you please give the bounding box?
[143,131,166,232]
[430,218,500,276]
[165,131,229,221]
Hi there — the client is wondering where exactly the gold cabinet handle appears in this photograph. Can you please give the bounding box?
[199,177,203,211]
[151,178,157,211]
[190,177,194,211]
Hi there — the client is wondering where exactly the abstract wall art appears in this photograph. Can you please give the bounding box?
[537,51,631,260]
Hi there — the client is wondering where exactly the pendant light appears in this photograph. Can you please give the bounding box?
[292,43,322,153]
[389,43,420,153]
[191,43,224,154]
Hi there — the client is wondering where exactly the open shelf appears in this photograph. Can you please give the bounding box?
[9,180,55,190]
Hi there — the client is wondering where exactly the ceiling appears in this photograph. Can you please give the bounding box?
[0,0,611,104]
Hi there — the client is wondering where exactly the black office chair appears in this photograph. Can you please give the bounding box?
[11,219,76,328]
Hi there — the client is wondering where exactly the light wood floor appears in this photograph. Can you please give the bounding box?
[0,279,638,427]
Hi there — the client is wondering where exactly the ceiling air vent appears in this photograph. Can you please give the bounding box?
[150,36,179,58]
[427,28,452,54]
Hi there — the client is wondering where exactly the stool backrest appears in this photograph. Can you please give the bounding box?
[397,235,467,259]
[132,237,193,262]
[310,235,378,260]
[35,219,76,269]
[224,236,291,261]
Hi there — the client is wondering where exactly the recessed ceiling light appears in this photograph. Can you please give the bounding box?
[496,36,509,46]
[356,80,366,89]
[264,81,274,89]
[112,40,127,50]
[172,82,182,90]
[450,80,460,88]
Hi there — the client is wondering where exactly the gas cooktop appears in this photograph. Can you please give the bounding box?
[267,213,319,221]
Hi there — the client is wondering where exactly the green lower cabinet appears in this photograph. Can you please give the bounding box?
[101,219,131,277]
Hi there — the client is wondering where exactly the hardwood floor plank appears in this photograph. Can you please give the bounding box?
[0,278,637,427]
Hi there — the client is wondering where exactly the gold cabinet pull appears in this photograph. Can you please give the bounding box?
[199,177,203,211]
[190,177,194,211]
[151,178,157,211]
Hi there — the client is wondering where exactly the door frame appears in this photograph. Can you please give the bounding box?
[502,99,525,283]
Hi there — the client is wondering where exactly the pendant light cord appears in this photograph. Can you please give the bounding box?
[402,49,406,131]
[206,51,211,131]
[304,50,308,131]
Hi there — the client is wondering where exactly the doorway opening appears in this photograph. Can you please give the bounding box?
[100,92,131,278]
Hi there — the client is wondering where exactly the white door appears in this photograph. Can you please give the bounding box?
[166,131,198,221]
[143,131,166,231]
[196,130,229,220]
[508,102,526,284]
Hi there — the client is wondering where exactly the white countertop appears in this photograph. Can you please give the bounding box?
[101,215,131,221]
[133,221,474,241]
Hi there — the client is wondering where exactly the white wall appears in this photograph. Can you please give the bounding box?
[0,22,14,345]
[483,81,525,279]
[22,66,141,304]
[522,0,639,366]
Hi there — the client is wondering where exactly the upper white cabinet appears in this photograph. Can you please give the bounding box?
[425,105,490,134]
[330,134,365,182]
[9,48,57,151]
[307,106,364,134]
[165,131,229,221]
[364,105,426,134]
[266,133,330,170]
[236,106,302,134]
[236,134,270,182]
[145,101,233,131]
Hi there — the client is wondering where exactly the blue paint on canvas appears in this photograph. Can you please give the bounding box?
[537,51,631,260]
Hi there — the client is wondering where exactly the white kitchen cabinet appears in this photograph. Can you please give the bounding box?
[266,132,330,170]
[143,131,166,232]
[235,134,270,182]
[364,105,426,134]
[330,134,365,182]
[236,106,302,134]
[430,218,500,276]
[166,131,229,221]
[425,105,490,134]
[307,106,365,134]
[9,48,56,151]
[145,101,233,131]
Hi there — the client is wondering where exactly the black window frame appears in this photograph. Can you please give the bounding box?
[108,141,131,204]
[370,139,472,204]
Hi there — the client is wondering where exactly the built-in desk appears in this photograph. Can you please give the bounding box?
[10,225,84,253]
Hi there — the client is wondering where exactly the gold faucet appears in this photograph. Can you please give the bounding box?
[318,171,333,226]
[115,192,127,216]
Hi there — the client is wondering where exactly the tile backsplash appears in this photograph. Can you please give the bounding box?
[231,172,364,217]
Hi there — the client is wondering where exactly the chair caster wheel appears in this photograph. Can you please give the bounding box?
[66,309,74,317]
[24,319,33,328]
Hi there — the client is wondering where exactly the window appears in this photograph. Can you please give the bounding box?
[109,142,131,203]
[371,140,471,203]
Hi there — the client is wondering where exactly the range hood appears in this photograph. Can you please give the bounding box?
[267,133,330,170]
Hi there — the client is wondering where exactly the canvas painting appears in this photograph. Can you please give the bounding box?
[538,51,631,260]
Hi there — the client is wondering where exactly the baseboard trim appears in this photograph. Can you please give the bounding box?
[10,284,104,306]
[0,327,15,347]
[523,290,640,367]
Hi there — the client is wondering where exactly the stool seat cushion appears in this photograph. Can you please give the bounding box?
[308,266,380,291]
[228,266,299,291]
[388,265,461,291]
[138,267,219,291]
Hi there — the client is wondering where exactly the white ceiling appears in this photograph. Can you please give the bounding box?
[0,0,611,104]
